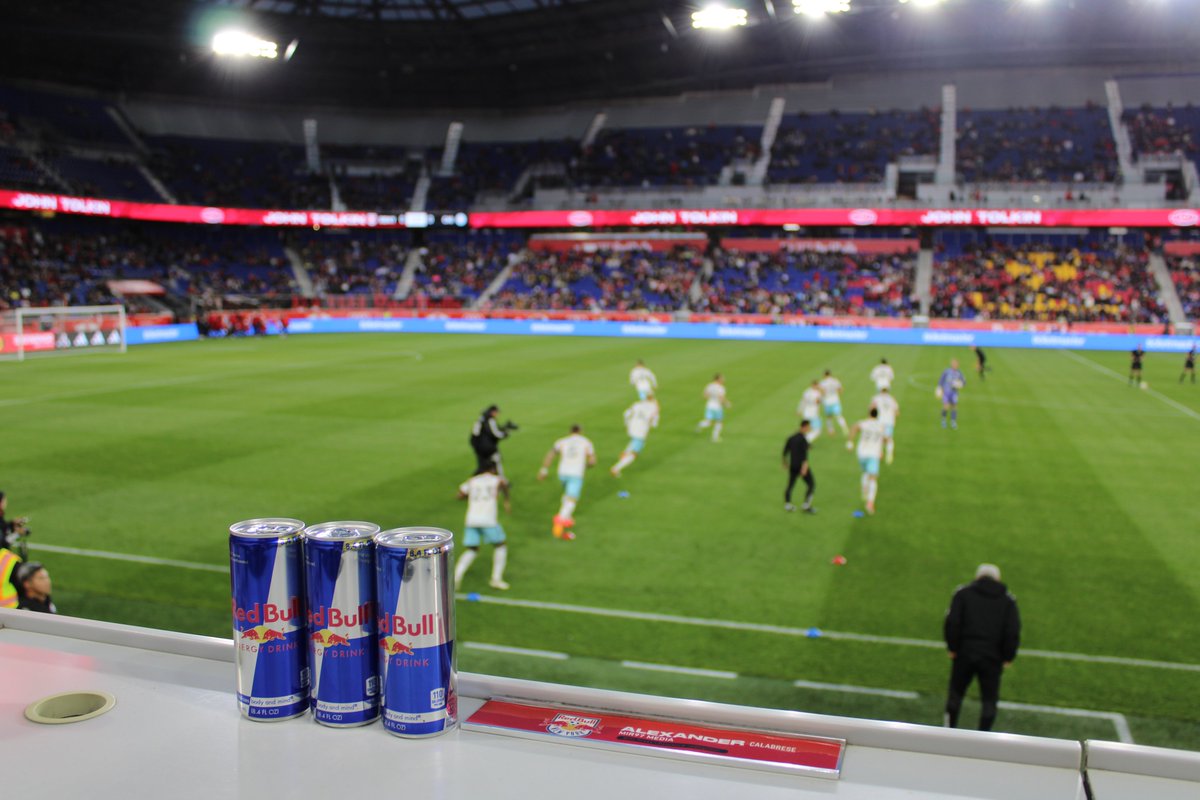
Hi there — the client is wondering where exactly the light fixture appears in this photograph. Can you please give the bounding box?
[691,4,749,29]
[793,0,851,17]
[212,30,279,59]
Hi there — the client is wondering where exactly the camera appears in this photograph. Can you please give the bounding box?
[501,420,520,433]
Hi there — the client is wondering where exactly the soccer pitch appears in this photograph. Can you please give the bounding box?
[3,332,1199,749]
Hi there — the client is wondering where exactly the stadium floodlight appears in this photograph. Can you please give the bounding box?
[212,29,279,59]
[793,0,851,17]
[898,0,945,8]
[691,4,749,29]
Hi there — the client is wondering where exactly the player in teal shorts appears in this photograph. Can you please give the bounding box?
[455,463,512,590]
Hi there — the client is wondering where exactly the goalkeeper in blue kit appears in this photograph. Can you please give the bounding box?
[937,359,967,430]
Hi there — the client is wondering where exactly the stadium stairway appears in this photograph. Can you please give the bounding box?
[394,248,424,300]
[473,258,517,309]
[748,97,786,186]
[284,247,316,298]
[915,247,934,316]
[1149,250,1187,325]
[13,140,71,192]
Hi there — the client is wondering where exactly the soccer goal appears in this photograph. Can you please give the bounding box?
[0,305,127,361]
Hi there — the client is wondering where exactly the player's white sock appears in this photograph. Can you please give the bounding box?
[712,422,722,441]
[867,480,878,505]
[454,550,477,587]
[886,439,894,462]
[860,473,869,499]
[837,416,849,435]
[491,545,507,583]
[558,497,577,521]
[614,452,636,472]
[697,419,711,429]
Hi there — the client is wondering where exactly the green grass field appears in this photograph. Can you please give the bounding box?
[3,333,1199,749]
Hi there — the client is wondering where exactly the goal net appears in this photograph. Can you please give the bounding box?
[0,305,127,361]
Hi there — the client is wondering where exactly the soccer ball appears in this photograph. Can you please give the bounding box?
[952,379,964,390]
[1140,381,1149,390]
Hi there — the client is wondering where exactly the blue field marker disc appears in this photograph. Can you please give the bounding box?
[852,510,865,518]
[467,593,481,602]
[806,627,823,638]
[617,490,630,499]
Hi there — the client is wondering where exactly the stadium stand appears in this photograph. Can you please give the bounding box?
[293,231,408,297]
[1123,104,1200,168]
[149,136,329,209]
[702,249,916,316]
[957,105,1117,183]
[413,232,523,307]
[769,110,938,184]
[930,232,1165,323]
[1166,254,1200,321]
[571,126,760,188]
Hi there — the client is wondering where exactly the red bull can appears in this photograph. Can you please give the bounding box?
[375,527,457,738]
[303,520,381,728]
[229,517,309,721]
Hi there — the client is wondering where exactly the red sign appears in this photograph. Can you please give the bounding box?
[471,207,1200,229]
[0,190,409,228]
[528,232,709,253]
[721,238,919,254]
[1164,241,1200,256]
[0,332,56,354]
[465,700,845,778]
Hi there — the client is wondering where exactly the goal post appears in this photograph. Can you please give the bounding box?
[0,305,127,361]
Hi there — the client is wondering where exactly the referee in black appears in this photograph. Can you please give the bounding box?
[944,563,1021,732]
[972,345,987,382]
[782,420,816,513]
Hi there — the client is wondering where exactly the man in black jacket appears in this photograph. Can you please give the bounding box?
[943,563,1021,731]
[470,405,515,478]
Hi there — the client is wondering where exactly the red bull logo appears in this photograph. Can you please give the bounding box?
[378,611,440,638]
[380,635,428,665]
[313,629,352,647]
[232,597,302,625]
[308,601,373,629]
[380,637,415,655]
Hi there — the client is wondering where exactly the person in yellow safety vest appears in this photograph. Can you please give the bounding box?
[0,547,19,608]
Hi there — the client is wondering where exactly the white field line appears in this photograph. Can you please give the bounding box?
[999,700,1133,744]
[14,544,1196,678]
[792,679,918,700]
[462,641,569,660]
[1061,349,1200,423]
[621,660,738,680]
[28,543,227,574]
[460,593,1200,674]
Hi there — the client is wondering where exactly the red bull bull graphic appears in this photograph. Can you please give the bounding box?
[374,527,457,738]
[229,517,310,721]
[303,521,381,728]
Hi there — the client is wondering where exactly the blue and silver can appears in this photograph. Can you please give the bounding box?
[374,527,457,738]
[229,517,309,721]
[303,520,381,728]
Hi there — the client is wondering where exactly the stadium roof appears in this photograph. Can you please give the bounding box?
[2,0,1198,110]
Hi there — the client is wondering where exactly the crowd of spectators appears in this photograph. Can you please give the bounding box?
[293,233,406,297]
[1123,104,1200,184]
[412,236,522,305]
[569,126,760,189]
[931,240,1163,323]
[488,248,702,312]
[149,136,330,209]
[769,109,938,184]
[957,105,1117,183]
[1167,254,1200,321]
[701,250,916,316]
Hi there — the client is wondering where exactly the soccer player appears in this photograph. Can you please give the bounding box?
[846,408,886,515]
[454,463,511,591]
[782,420,816,513]
[696,373,731,442]
[818,370,849,436]
[538,424,597,541]
[797,380,823,442]
[972,345,987,382]
[870,386,900,465]
[612,394,660,477]
[937,359,967,430]
[869,358,895,392]
[1129,347,1144,387]
[629,359,658,400]
[1181,347,1195,384]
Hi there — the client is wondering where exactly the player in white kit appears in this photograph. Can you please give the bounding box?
[629,360,658,400]
[797,380,823,442]
[846,408,886,515]
[870,359,895,392]
[819,370,849,436]
[538,424,597,541]
[695,374,731,442]
[454,463,511,590]
[612,394,660,476]
[870,387,900,465]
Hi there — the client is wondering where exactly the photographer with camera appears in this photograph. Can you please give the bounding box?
[0,490,31,609]
[470,405,518,479]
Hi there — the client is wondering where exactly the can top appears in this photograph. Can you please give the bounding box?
[229,517,306,539]
[304,520,381,542]
[375,527,453,556]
